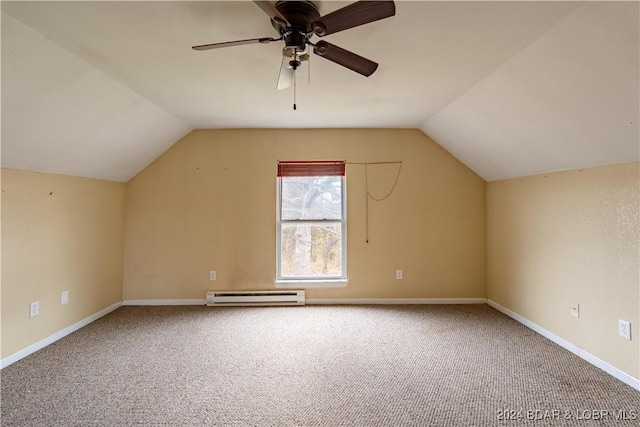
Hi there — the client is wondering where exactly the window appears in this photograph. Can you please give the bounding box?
[276,161,347,286]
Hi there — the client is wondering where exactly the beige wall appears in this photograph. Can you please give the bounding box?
[487,163,640,378]
[123,129,486,300]
[1,169,125,359]
[2,130,637,383]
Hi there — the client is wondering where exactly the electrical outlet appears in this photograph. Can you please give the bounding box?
[619,320,631,340]
[396,269,403,280]
[569,301,579,318]
[61,290,69,305]
[30,301,40,317]
[209,271,217,281]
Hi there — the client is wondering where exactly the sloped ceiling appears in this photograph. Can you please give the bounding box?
[421,1,640,180]
[1,1,638,182]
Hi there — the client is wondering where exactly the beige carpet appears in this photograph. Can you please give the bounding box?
[1,304,639,426]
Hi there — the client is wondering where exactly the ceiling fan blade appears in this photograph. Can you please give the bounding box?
[192,37,278,51]
[313,41,378,77]
[277,57,294,90]
[312,1,395,37]
[253,1,290,27]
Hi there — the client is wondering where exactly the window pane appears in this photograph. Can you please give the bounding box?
[280,222,342,277]
[281,176,342,220]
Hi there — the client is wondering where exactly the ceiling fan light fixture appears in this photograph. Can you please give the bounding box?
[283,46,309,59]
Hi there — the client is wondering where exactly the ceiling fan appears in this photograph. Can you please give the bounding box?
[192,1,395,92]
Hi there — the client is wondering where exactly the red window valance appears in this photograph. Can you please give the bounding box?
[277,160,345,177]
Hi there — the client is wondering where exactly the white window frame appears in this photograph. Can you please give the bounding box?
[275,170,348,288]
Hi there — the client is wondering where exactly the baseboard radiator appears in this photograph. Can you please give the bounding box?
[206,290,305,307]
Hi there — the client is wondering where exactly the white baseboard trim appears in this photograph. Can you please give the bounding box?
[487,299,640,391]
[1,301,122,370]
[122,298,486,306]
[306,298,487,305]
[122,299,206,306]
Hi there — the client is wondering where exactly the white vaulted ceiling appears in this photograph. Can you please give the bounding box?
[1,1,638,182]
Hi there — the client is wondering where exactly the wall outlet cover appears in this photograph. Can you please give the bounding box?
[29,301,40,317]
[209,271,217,281]
[569,301,579,318]
[619,319,631,340]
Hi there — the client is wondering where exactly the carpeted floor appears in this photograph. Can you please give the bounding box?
[1,304,639,426]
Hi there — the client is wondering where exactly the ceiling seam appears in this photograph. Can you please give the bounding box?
[2,10,194,134]
[418,1,587,133]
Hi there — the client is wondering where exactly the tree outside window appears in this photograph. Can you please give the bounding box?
[277,161,346,281]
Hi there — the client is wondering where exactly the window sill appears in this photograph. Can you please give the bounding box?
[275,279,349,289]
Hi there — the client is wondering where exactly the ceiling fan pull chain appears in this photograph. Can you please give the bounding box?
[293,49,298,110]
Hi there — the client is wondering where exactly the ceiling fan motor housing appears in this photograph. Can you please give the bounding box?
[272,1,320,50]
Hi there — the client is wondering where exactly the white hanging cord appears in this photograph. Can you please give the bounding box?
[346,161,403,243]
